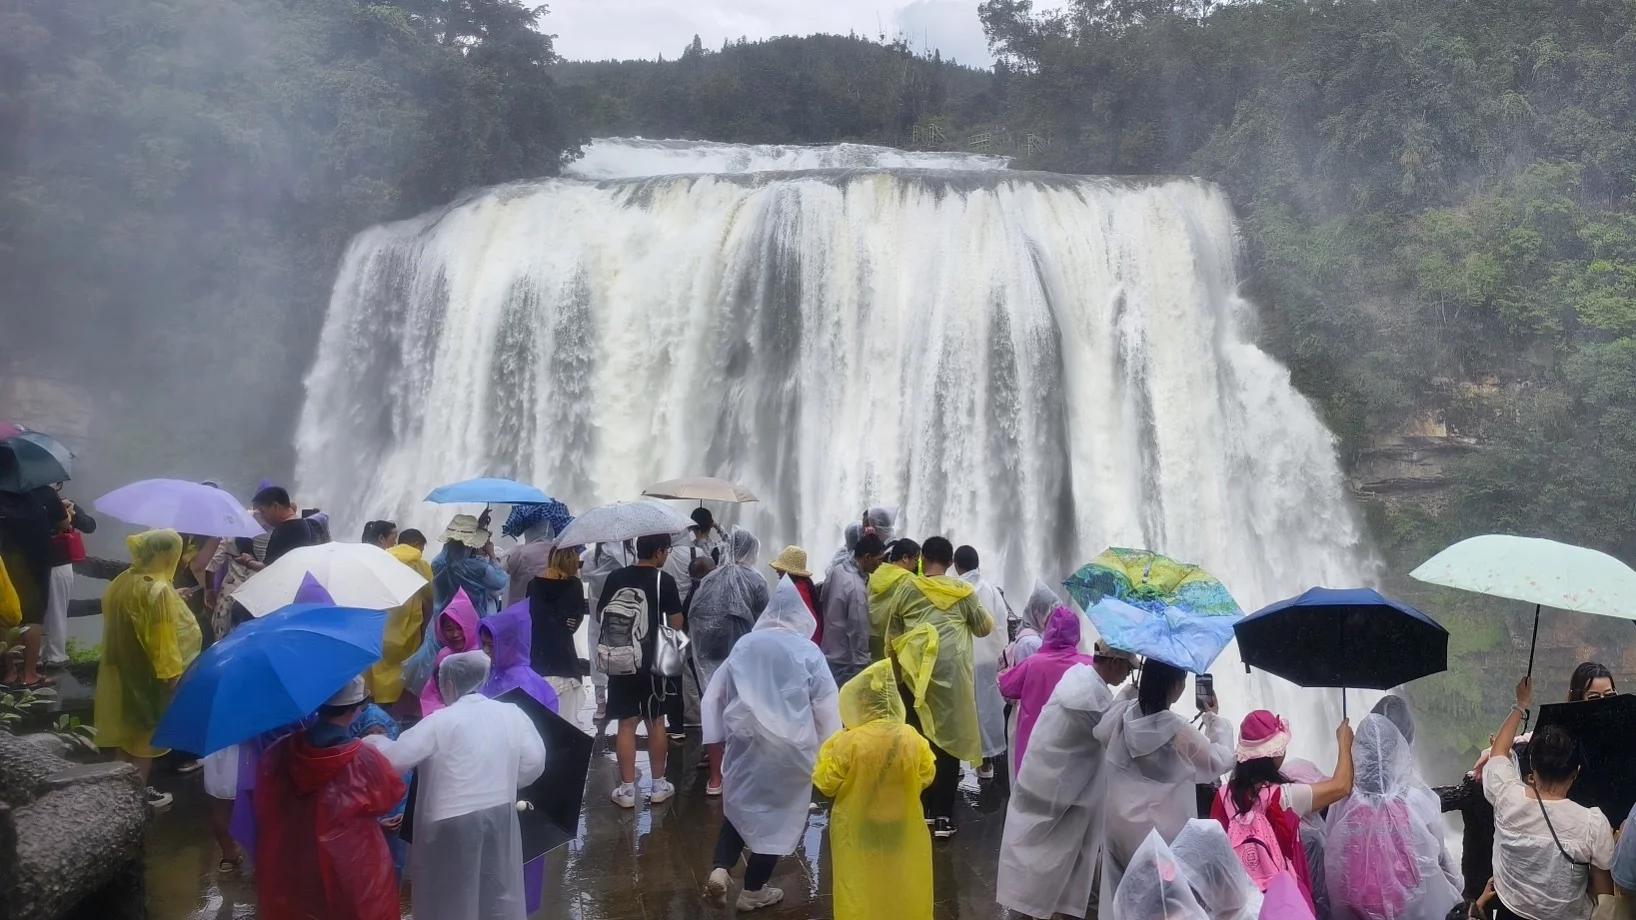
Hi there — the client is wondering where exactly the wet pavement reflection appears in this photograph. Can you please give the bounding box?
[144,714,1017,920]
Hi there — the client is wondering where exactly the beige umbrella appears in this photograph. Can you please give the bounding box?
[641,476,759,504]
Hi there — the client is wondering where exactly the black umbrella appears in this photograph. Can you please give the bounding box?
[399,692,593,857]
[1234,587,1449,716]
[1535,694,1636,823]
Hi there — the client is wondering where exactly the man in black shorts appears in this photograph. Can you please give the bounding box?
[598,532,684,808]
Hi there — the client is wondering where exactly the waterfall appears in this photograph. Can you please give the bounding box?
[296,138,1375,761]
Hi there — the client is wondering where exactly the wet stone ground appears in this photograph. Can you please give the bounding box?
[143,709,1019,920]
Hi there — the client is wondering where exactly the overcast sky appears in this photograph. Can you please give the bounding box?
[545,0,1045,67]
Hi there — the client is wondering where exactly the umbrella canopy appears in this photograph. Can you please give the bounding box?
[1410,534,1636,619]
[425,477,553,505]
[233,542,429,617]
[498,687,593,858]
[1235,587,1448,690]
[1065,547,1243,619]
[641,476,758,503]
[94,478,263,538]
[152,602,386,756]
[0,430,73,493]
[1536,694,1636,823]
[552,500,692,548]
[1085,595,1238,674]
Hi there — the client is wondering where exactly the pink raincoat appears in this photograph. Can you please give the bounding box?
[417,590,481,716]
[999,606,1094,773]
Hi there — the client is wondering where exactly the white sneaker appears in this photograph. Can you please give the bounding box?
[146,786,174,809]
[610,782,637,808]
[703,867,730,907]
[649,778,676,804]
[735,886,784,911]
[976,763,995,780]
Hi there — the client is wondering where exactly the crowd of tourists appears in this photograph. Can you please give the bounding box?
[6,484,1636,920]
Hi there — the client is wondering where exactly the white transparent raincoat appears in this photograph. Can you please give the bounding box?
[689,528,769,690]
[1096,698,1235,919]
[701,578,841,855]
[366,651,546,920]
[995,664,1115,919]
[1171,819,1265,920]
[961,568,1010,760]
[1324,715,1460,920]
[1113,829,1211,920]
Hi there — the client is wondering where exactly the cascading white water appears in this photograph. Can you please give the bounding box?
[296,138,1376,761]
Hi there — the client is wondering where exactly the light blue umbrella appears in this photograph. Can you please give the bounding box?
[425,477,553,505]
[1084,595,1240,674]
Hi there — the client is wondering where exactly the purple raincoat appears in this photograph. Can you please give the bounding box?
[998,606,1094,773]
[479,601,559,713]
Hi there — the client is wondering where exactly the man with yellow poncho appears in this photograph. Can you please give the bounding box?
[867,535,992,839]
[365,531,433,704]
[814,659,935,920]
[94,529,203,806]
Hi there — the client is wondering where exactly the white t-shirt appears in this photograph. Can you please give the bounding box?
[1483,755,1614,920]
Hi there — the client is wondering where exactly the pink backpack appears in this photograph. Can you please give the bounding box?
[1220,786,1296,891]
[1329,799,1421,920]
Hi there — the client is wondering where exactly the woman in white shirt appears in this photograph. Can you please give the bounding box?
[1483,675,1614,920]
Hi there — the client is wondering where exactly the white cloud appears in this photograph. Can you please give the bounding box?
[544,0,1007,66]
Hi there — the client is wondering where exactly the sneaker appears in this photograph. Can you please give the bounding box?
[735,886,784,911]
[649,778,676,804]
[610,782,637,808]
[667,731,686,741]
[174,759,202,775]
[932,817,957,839]
[703,867,730,907]
[705,781,722,797]
[976,762,995,781]
[146,787,174,809]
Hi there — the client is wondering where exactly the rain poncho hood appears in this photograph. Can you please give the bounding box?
[996,663,1116,920]
[830,521,864,570]
[419,592,482,715]
[689,527,769,688]
[874,569,994,762]
[999,606,1094,773]
[1171,819,1264,920]
[1324,714,1459,920]
[1096,697,1235,919]
[437,649,491,705]
[863,506,897,543]
[95,529,202,756]
[1005,579,1063,668]
[1113,830,1209,920]
[815,659,935,920]
[479,602,559,712]
[702,578,841,855]
[368,543,432,703]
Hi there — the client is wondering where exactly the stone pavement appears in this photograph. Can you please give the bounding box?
[143,723,1019,920]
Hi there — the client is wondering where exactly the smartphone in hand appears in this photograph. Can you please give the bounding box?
[1195,673,1216,711]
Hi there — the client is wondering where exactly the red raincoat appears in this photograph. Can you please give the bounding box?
[254,732,406,920]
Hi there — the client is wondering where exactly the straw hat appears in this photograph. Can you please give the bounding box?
[768,545,811,579]
[439,513,490,549]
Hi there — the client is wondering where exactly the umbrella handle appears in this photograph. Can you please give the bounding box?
[1523,604,1541,732]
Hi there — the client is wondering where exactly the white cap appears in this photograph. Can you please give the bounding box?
[325,675,368,708]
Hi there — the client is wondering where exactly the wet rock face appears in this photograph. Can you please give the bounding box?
[0,732,147,920]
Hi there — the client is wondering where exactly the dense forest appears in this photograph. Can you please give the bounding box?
[7,0,1635,767]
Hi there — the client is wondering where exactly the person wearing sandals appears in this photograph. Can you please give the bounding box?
[1484,675,1614,919]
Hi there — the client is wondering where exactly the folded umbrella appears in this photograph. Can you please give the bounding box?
[552,500,693,548]
[153,602,386,756]
[232,543,429,617]
[0,430,73,493]
[425,477,553,505]
[94,478,263,538]
[1084,595,1238,674]
[1411,534,1636,684]
[641,476,758,504]
[1235,587,1449,716]
[1535,694,1636,823]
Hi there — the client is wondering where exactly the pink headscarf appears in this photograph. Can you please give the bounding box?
[418,589,481,715]
[998,606,1094,772]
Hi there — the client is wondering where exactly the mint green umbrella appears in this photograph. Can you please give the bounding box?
[1410,534,1636,686]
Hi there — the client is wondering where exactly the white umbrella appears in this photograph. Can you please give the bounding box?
[641,476,758,503]
[553,500,693,548]
[233,543,429,617]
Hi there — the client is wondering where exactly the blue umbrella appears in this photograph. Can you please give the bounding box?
[1084,595,1239,674]
[424,477,553,505]
[153,602,386,756]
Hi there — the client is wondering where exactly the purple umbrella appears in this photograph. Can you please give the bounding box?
[94,478,264,538]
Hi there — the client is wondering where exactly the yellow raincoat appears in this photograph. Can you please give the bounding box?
[0,557,20,629]
[95,530,202,757]
[366,543,432,703]
[869,567,993,762]
[815,660,935,920]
